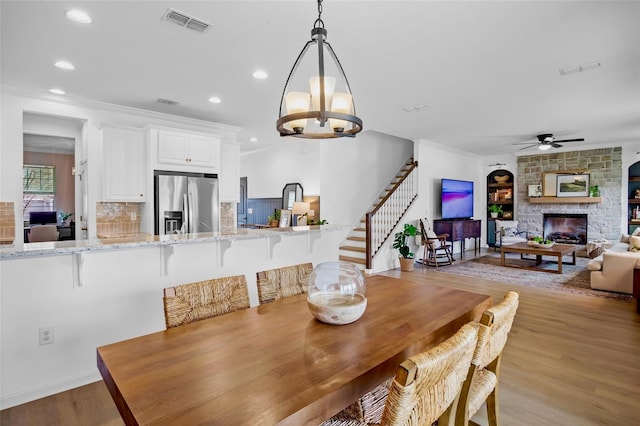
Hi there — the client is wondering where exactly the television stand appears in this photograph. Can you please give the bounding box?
[433,219,481,259]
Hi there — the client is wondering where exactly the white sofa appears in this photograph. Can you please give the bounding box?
[587,239,639,295]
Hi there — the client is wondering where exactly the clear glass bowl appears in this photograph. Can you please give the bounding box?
[307,261,367,325]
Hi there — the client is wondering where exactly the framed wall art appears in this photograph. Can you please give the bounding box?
[556,174,590,197]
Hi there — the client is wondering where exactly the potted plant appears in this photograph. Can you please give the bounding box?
[488,204,503,219]
[393,223,417,272]
[589,185,600,197]
[267,209,281,227]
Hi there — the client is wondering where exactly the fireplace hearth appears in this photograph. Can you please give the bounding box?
[543,214,587,245]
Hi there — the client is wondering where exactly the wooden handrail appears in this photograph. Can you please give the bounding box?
[365,159,418,269]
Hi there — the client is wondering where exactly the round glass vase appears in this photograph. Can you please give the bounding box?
[307,261,367,325]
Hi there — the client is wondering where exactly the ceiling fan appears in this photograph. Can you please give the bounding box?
[514,133,585,151]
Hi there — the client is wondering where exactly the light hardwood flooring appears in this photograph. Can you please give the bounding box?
[2,249,639,425]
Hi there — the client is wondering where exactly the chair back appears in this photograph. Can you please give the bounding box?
[163,275,249,329]
[28,225,59,242]
[473,291,519,369]
[256,263,313,304]
[380,322,479,425]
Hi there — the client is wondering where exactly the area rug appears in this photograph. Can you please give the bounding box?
[437,252,632,301]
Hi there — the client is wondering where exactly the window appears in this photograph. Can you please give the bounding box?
[23,165,56,221]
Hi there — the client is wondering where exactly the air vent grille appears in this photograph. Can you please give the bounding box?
[163,8,210,33]
[157,98,179,106]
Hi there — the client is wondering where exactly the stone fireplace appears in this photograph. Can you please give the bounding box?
[516,147,622,243]
[543,213,587,244]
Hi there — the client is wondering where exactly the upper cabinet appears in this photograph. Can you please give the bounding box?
[102,125,146,202]
[219,142,240,202]
[157,129,220,172]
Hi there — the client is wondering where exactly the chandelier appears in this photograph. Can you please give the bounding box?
[276,0,363,138]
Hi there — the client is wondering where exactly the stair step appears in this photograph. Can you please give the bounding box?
[339,255,366,265]
[347,236,366,242]
[354,227,366,232]
[340,245,366,253]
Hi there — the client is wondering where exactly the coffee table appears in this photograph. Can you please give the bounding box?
[500,242,578,274]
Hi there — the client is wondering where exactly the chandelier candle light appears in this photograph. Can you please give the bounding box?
[277,0,363,138]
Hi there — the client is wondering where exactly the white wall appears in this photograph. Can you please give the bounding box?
[240,139,322,198]
[241,130,414,227]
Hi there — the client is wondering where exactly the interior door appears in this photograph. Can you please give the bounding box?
[237,177,247,225]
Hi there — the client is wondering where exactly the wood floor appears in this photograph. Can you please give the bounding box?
[2,249,639,425]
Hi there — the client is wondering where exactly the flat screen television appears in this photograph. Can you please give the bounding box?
[441,178,474,220]
[29,211,57,225]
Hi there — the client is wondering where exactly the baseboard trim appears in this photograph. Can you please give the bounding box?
[0,370,101,410]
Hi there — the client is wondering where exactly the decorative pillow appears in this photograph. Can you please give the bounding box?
[503,227,518,237]
[621,234,630,243]
[628,235,640,251]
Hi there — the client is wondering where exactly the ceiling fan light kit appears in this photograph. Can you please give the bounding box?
[276,0,362,139]
[515,133,586,151]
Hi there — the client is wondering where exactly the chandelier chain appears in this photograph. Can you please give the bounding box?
[314,0,324,29]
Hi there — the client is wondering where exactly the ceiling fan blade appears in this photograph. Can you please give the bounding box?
[519,144,539,150]
[554,138,584,143]
[512,141,537,145]
[552,143,563,148]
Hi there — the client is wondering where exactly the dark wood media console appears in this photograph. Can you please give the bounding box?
[433,219,481,260]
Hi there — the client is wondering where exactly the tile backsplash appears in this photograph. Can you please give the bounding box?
[0,202,15,244]
[96,202,141,237]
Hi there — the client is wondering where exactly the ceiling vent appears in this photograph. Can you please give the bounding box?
[157,98,179,106]
[163,8,210,33]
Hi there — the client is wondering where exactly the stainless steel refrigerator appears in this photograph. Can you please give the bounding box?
[154,171,219,235]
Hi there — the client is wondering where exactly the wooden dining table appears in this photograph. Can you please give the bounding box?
[97,275,492,425]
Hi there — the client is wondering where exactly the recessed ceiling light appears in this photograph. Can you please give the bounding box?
[49,88,66,95]
[54,60,75,70]
[249,137,258,142]
[208,96,222,104]
[66,10,92,24]
[252,70,268,80]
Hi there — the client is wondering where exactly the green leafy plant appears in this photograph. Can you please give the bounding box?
[533,236,552,244]
[393,224,417,259]
[267,209,281,221]
[308,218,328,225]
[488,204,503,214]
[589,185,600,197]
[58,211,73,223]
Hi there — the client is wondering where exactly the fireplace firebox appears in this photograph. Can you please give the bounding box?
[543,214,587,245]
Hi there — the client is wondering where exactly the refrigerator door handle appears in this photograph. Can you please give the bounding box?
[182,194,189,234]
[187,193,194,233]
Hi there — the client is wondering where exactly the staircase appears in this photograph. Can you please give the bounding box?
[339,157,419,270]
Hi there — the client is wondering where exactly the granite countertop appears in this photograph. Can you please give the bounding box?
[0,225,350,259]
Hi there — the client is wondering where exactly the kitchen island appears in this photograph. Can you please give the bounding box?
[0,225,350,409]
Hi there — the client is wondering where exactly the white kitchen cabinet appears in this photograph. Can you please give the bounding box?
[103,126,146,202]
[157,130,220,171]
[219,142,240,202]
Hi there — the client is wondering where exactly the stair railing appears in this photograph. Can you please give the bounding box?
[365,159,418,269]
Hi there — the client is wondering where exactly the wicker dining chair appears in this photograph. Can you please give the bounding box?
[455,291,520,426]
[163,275,250,329]
[256,262,313,304]
[321,321,480,426]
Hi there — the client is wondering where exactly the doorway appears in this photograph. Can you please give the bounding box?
[23,112,85,241]
[237,177,247,225]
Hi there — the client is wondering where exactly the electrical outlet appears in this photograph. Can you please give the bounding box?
[39,327,54,346]
[130,211,137,221]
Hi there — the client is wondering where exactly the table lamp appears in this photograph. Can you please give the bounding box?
[292,202,311,226]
